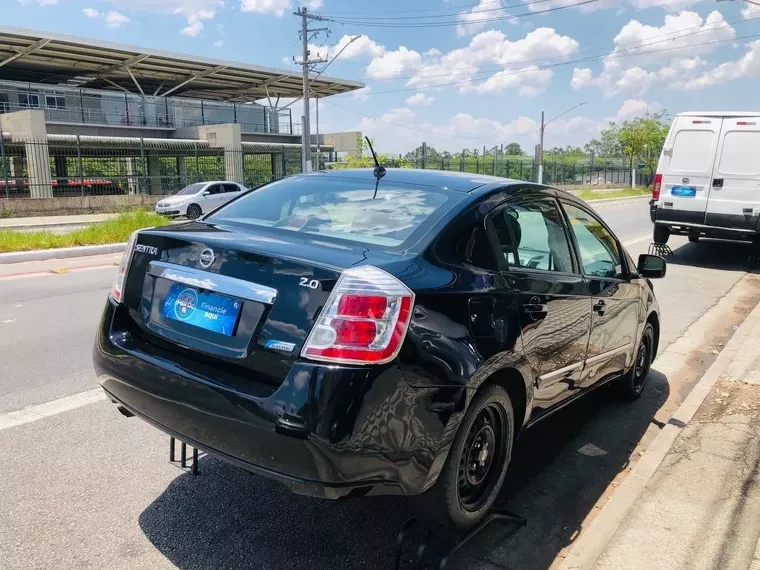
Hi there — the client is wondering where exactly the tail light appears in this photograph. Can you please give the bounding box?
[302,265,414,365]
[652,173,662,201]
[110,231,139,303]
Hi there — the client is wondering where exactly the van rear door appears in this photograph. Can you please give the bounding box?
[704,118,760,231]
[656,115,722,225]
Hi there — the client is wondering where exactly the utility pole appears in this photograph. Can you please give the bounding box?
[294,7,327,173]
[538,111,545,184]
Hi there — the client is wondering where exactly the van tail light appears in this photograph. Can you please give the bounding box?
[110,231,139,303]
[302,266,414,365]
[652,173,663,201]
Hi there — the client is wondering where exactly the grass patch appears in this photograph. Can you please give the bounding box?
[576,186,651,201]
[0,210,170,253]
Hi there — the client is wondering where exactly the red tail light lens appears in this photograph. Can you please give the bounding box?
[302,266,415,365]
[110,231,139,303]
[652,173,662,201]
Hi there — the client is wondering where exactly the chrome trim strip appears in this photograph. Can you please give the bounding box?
[658,221,750,233]
[538,361,584,383]
[148,261,277,304]
[585,344,632,366]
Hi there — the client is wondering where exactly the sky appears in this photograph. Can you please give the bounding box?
[4,0,760,155]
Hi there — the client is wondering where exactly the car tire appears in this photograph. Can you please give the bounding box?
[416,384,514,531]
[688,233,700,243]
[615,323,654,401]
[186,204,202,220]
[653,224,670,245]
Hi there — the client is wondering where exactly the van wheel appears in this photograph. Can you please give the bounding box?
[653,225,670,245]
[688,233,700,243]
[616,323,654,401]
[415,384,514,531]
[186,204,202,220]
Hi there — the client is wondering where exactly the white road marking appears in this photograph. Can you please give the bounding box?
[623,235,652,247]
[0,389,106,432]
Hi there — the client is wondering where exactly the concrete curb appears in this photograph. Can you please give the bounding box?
[587,195,649,207]
[0,220,97,231]
[0,243,127,264]
[557,288,760,570]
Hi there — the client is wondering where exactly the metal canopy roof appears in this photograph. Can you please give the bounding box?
[0,26,364,101]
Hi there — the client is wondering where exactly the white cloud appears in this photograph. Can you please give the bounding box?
[673,40,760,90]
[104,10,130,28]
[406,92,434,106]
[457,0,507,38]
[613,99,661,121]
[214,40,224,48]
[352,87,372,101]
[103,0,222,32]
[367,46,423,80]
[382,27,578,95]
[742,1,760,18]
[181,21,204,36]
[571,10,734,96]
[241,0,322,16]
[83,8,99,17]
[310,35,385,61]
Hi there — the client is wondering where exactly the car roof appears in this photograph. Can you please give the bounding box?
[309,168,521,192]
[676,111,760,118]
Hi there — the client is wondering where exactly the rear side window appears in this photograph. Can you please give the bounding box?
[491,201,574,273]
[717,131,760,176]
[669,130,717,173]
[206,176,451,248]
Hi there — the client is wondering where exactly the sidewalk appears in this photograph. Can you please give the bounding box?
[0,213,117,230]
[593,304,760,570]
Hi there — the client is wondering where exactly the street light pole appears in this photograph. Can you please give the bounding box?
[538,101,587,184]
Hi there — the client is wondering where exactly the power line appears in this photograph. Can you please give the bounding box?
[320,0,531,17]
[323,0,598,27]
[341,27,760,96]
[321,0,554,20]
[329,11,758,84]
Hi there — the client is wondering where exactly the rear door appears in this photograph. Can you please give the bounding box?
[657,115,722,225]
[705,118,760,230]
[488,196,592,416]
[219,183,243,207]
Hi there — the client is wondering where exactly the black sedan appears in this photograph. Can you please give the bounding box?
[93,168,665,530]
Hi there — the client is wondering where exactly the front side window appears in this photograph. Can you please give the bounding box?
[491,200,574,273]
[563,203,623,278]
[207,176,452,248]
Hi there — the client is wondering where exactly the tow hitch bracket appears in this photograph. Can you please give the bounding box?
[169,436,200,475]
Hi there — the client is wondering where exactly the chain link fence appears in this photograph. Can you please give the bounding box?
[0,136,306,199]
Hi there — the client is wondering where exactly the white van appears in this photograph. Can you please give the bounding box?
[650,112,760,246]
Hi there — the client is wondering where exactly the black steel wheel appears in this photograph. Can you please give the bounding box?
[616,323,654,400]
[416,384,514,530]
[186,203,202,220]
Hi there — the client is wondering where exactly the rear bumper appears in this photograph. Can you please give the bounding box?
[93,299,457,499]
[653,206,760,240]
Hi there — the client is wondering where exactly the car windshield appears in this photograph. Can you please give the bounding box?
[176,183,207,196]
[206,175,451,247]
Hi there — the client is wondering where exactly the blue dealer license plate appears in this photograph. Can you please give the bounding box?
[161,283,241,336]
[671,186,697,197]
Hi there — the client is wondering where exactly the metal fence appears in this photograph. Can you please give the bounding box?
[0,136,305,199]
[404,145,645,187]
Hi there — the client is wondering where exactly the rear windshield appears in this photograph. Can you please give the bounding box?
[206,175,451,247]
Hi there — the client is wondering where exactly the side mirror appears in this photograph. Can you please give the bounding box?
[202,190,211,196]
[637,254,667,279]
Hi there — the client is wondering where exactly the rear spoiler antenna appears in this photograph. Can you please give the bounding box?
[365,136,386,199]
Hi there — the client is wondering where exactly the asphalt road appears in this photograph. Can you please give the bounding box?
[1,199,757,570]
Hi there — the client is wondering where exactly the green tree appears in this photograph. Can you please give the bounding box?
[504,142,524,156]
[617,111,669,185]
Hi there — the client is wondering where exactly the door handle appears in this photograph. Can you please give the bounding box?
[712,178,724,188]
[523,303,548,314]
[593,300,606,315]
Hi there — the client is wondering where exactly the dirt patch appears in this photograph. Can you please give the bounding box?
[696,376,760,423]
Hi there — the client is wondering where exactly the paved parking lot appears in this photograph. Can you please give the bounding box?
[2,200,759,570]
